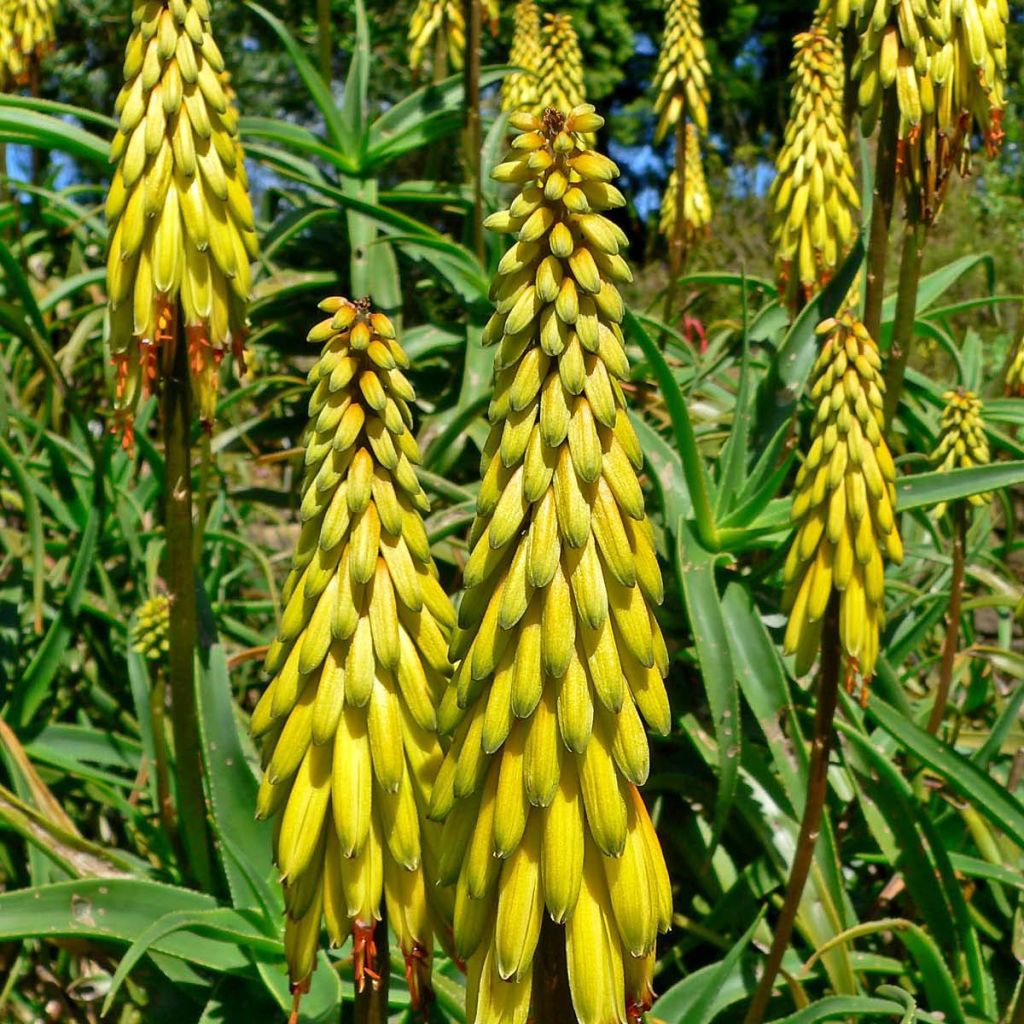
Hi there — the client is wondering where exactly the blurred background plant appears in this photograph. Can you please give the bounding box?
[0,0,1023,1022]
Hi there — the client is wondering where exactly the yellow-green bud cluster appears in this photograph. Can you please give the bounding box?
[252,298,455,1002]
[501,0,542,115]
[651,0,710,143]
[932,387,990,517]
[130,595,170,660]
[408,0,464,74]
[0,0,57,88]
[658,123,712,247]
[535,14,586,119]
[784,314,903,684]
[105,0,258,443]
[771,24,859,308]
[432,106,672,1024]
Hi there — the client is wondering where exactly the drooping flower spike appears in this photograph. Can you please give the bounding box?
[105,0,258,444]
[253,298,455,1007]
[784,313,904,696]
[431,105,672,1024]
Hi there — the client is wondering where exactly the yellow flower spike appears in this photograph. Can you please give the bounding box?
[651,0,711,143]
[256,297,455,1007]
[502,0,542,115]
[408,0,465,74]
[1006,334,1024,397]
[658,123,712,247]
[932,387,990,518]
[771,23,859,309]
[535,14,586,120]
[0,0,57,89]
[784,313,903,693]
[105,1,257,445]
[431,106,671,1024]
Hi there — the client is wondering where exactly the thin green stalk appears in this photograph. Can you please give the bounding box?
[150,671,178,848]
[663,115,688,328]
[354,913,390,1024]
[316,0,332,83]
[534,917,575,1023]
[162,328,213,891]
[882,218,926,428]
[193,431,212,565]
[863,91,898,344]
[927,502,966,734]
[743,595,841,1024]
[463,0,484,263]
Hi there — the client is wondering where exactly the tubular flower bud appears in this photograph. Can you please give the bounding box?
[254,298,455,1005]
[658,123,711,248]
[105,0,258,445]
[1006,334,1024,397]
[130,595,170,660]
[535,14,586,118]
[0,0,57,87]
[783,313,903,691]
[408,0,464,74]
[501,0,542,115]
[932,388,990,517]
[933,0,1007,157]
[771,24,859,309]
[650,0,711,143]
[437,106,672,1024]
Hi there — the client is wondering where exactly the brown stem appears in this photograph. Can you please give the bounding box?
[162,326,214,890]
[863,90,899,344]
[354,913,391,1024]
[928,502,966,734]
[316,0,332,84]
[664,115,688,328]
[882,218,926,429]
[463,0,484,264]
[533,917,575,1023]
[743,595,841,1024]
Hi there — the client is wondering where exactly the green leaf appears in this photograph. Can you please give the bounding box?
[673,517,739,845]
[867,696,1024,849]
[624,309,718,549]
[0,880,256,972]
[894,461,1024,512]
[0,106,109,163]
[653,908,764,1023]
[195,639,275,912]
[245,3,348,159]
[101,907,282,1015]
[769,996,921,1024]
[0,431,44,634]
[11,440,108,727]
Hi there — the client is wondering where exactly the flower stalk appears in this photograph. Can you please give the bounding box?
[162,331,214,890]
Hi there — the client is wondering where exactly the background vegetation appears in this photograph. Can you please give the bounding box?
[1,1,1023,1023]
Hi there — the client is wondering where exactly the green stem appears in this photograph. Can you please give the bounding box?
[882,218,926,429]
[863,90,898,343]
[927,502,966,734]
[534,917,575,1023]
[150,670,178,848]
[663,115,688,329]
[353,913,390,1024]
[162,329,213,891]
[193,431,212,565]
[463,0,483,264]
[743,595,841,1024]
[316,0,332,84]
